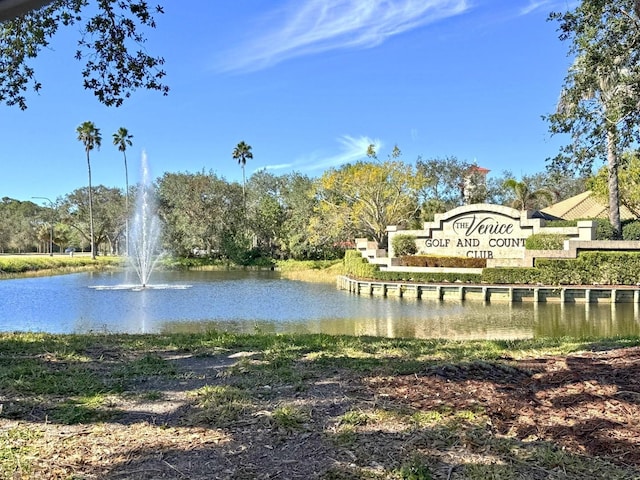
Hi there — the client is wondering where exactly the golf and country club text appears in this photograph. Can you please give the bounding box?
[423,214,527,259]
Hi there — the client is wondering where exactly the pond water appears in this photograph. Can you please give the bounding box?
[1,270,640,340]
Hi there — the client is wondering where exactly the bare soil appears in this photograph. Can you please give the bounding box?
[3,346,640,479]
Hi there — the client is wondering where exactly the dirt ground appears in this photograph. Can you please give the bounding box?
[3,345,640,479]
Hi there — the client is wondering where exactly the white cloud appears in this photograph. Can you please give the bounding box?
[216,0,470,73]
[260,163,295,172]
[519,1,550,16]
[261,135,381,174]
[305,135,382,170]
[518,0,579,16]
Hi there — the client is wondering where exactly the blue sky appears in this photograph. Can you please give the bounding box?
[0,0,579,204]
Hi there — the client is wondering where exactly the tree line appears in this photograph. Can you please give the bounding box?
[2,142,599,260]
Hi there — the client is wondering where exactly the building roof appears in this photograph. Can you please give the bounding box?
[540,190,637,221]
[468,165,490,175]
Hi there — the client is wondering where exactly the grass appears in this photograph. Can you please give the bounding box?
[0,427,42,479]
[276,259,344,282]
[271,404,310,430]
[188,385,250,426]
[0,254,122,276]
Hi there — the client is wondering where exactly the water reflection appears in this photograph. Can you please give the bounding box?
[533,302,640,338]
[0,270,639,340]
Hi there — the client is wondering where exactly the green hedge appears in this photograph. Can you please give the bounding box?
[345,250,640,286]
[343,250,380,278]
[485,252,640,285]
[343,251,481,283]
[544,218,616,240]
[481,267,540,285]
[375,270,482,283]
[525,234,566,250]
[544,220,577,228]
[399,255,486,268]
[485,253,640,285]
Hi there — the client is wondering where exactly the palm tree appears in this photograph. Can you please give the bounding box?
[232,141,253,205]
[555,55,636,237]
[503,178,554,211]
[76,121,102,259]
[113,127,133,255]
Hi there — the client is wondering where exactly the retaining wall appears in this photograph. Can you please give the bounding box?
[337,276,640,304]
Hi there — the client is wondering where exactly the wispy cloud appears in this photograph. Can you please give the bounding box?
[261,135,381,173]
[518,0,579,16]
[259,162,295,172]
[519,1,551,16]
[216,0,470,73]
[307,135,382,170]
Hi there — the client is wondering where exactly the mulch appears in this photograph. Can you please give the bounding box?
[367,346,640,467]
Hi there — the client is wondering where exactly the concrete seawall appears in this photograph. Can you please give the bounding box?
[337,276,640,304]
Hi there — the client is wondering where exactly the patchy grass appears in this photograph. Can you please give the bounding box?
[1,332,640,479]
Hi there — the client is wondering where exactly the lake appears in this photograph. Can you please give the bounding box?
[1,270,639,340]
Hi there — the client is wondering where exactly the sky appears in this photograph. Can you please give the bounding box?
[0,0,581,204]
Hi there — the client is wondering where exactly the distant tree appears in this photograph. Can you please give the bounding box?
[0,198,41,253]
[546,1,640,237]
[503,178,555,211]
[113,127,134,254]
[315,160,419,247]
[280,172,320,259]
[589,151,640,218]
[232,141,253,205]
[533,169,588,203]
[156,171,246,258]
[415,157,485,219]
[246,170,286,257]
[76,121,101,259]
[59,186,126,255]
[0,0,168,109]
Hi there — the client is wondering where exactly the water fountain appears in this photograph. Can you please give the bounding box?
[128,152,163,288]
[92,152,189,291]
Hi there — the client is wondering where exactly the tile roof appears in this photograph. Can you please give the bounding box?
[541,190,636,221]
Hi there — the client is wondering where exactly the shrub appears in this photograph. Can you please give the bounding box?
[525,234,566,250]
[392,234,418,256]
[534,259,589,285]
[343,250,379,278]
[544,219,577,228]
[546,218,615,239]
[592,218,616,240]
[622,220,640,240]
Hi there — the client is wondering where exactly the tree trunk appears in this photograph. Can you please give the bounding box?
[124,152,129,256]
[607,128,622,238]
[242,164,246,209]
[87,150,96,259]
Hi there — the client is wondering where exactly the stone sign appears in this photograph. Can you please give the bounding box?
[389,204,543,262]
